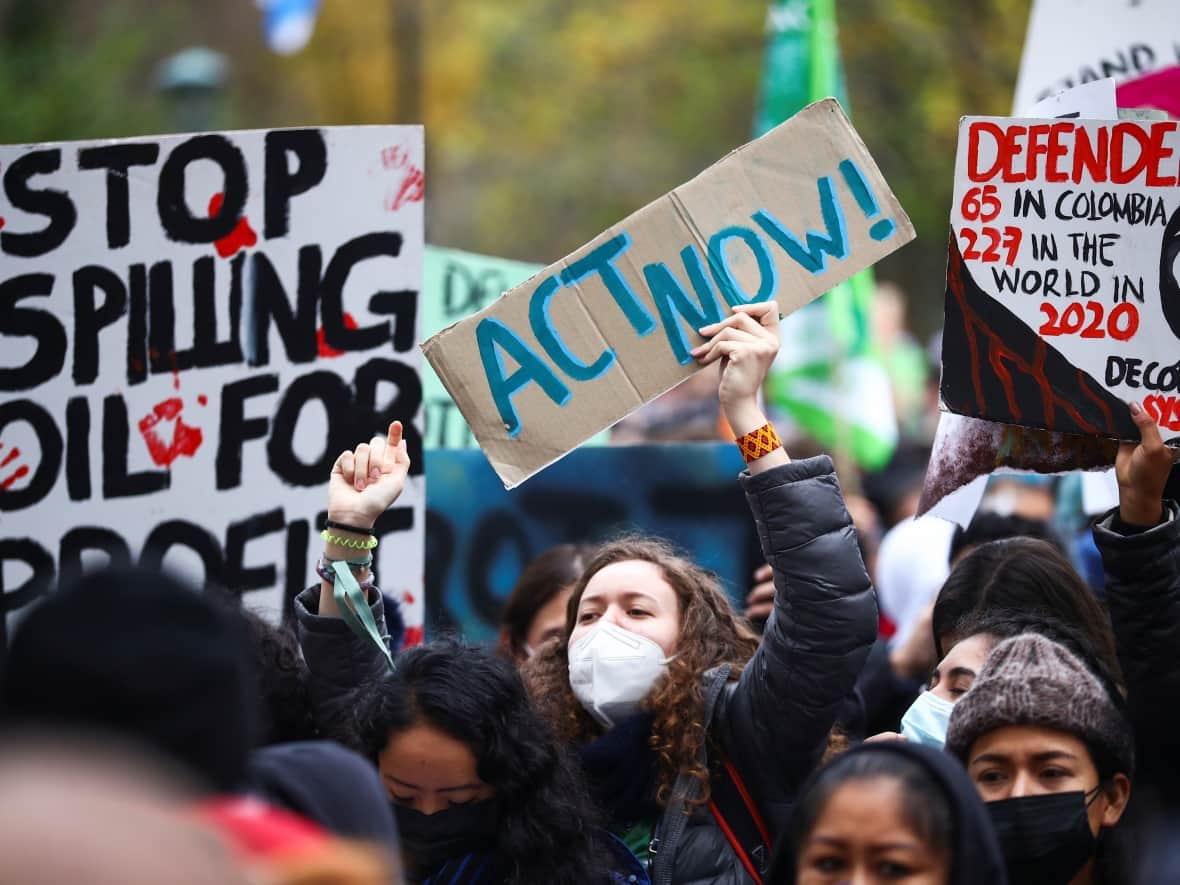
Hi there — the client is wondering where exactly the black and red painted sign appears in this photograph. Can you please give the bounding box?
[941,116,1180,445]
[0,127,426,645]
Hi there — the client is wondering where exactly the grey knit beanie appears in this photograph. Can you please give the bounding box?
[945,633,1134,776]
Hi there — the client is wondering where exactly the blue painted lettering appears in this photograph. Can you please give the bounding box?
[528,275,616,381]
[643,245,723,365]
[838,159,897,242]
[706,225,778,306]
[752,176,848,274]
[476,317,571,437]
[560,233,657,336]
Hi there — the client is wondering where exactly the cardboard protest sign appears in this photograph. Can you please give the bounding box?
[423,99,914,488]
[939,115,1180,448]
[1013,0,1180,114]
[425,442,756,641]
[0,127,425,638]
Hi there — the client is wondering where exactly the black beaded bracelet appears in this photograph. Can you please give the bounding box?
[324,518,375,537]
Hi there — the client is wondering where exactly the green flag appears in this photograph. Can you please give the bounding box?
[755,0,898,469]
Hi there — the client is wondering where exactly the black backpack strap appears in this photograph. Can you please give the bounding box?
[708,753,771,883]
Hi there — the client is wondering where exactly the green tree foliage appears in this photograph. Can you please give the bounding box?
[277,0,1033,332]
[0,0,1033,331]
[0,0,168,144]
[415,1,768,266]
[837,0,1032,331]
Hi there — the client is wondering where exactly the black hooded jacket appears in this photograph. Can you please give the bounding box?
[775,740,1008,885]
[1093,500,1180,806]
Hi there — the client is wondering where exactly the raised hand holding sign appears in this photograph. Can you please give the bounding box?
[423,99,913,488]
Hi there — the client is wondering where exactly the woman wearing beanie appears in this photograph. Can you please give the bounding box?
[945,633,1134,885]
[780,740,1007,885]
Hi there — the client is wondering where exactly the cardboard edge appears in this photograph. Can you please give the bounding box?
[423,96,919,487]
[825,103,918,245]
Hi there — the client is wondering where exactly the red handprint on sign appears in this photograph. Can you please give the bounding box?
[138,398,204,468]
[380,145,424,212]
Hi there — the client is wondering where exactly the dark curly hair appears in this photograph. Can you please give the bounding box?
[347,638,603,885]
[238,609,318,745]
[522,536,760,807]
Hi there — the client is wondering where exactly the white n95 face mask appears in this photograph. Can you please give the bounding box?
[900,689,955,749]
[568,621,670,729]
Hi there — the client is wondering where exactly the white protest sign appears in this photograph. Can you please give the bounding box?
[938,115,1180,445]
[423,99,915,488]
[0,127,425,634]
[1013,0,1180,114]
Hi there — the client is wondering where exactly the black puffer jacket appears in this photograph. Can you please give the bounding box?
[294,584,392,741]
[1093,500,1180,804]
[643,456,877,885]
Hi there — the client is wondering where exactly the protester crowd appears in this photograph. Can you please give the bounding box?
[2,294,1178,885]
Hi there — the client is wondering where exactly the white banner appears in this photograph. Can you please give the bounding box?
[0,126,424,634]
[1014,0,1180,113]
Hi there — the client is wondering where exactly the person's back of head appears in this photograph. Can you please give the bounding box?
[0,738,250,885]
[250,740,399,853]
[238,608,317,745]
[862,440,932,528]
[0,566,257,792]
[932,537,1122,686]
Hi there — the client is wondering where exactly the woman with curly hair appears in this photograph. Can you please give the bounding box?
[521,300,879,883]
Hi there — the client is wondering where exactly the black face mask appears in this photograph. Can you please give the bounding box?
[394,800,498,880]
[987,790,1100,885]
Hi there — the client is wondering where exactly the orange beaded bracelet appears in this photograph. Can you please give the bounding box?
[735,422,782,464]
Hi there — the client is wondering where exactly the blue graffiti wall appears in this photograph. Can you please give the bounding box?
[423,442,762,642]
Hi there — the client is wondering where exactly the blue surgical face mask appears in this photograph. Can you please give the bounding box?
[900,690,955,748]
